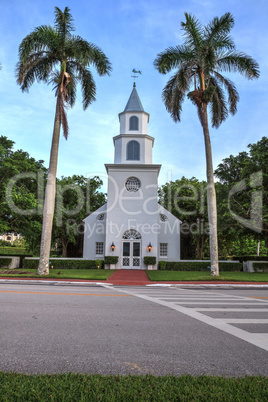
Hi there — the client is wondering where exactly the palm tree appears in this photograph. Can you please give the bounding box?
[154,12,259,275]
[16,7,112,275]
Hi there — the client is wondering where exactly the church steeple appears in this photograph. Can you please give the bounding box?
[124,84,144,112]
[118,84,149,135]
[113,85,154,165]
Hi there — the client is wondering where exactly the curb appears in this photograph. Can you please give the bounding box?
[0,278,268,288]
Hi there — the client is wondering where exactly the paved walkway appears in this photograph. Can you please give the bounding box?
[107,269,152,286]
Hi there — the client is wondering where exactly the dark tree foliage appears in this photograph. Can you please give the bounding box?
[215,137,268,254]
[0,135,46,252]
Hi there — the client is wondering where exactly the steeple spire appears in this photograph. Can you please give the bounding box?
[124,85,144,112]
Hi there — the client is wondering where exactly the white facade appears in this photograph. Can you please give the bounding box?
[83,85,181,269]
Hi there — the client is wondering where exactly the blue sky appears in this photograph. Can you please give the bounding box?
[0,0,267,189]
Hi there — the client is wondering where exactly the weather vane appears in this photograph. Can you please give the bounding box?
[131,69,142,86]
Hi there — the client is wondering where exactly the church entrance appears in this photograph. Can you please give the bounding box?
[121,230,142,269]
[122,241,141,268]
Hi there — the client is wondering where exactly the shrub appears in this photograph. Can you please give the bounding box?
[0,253,32,268]
[23,259,101,270]
[253,262,268,272]
[104,256,119,264]
[0,247,29,255]
[144,256,156,265]
[95,259,103,269]
[233,256,268,262]
[158,261,167,270]
[163,261,242,271]
[0,258,12,268]
[0,240,12,247]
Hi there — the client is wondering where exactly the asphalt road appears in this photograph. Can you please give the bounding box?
[0,282,267,376]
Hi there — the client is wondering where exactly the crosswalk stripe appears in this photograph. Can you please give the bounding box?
[104,285,268,352]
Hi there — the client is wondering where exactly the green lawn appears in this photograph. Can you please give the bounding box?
[147,270,268,282]
[0,372,267,401]
[0,269,115,280]
[0,269,268,282]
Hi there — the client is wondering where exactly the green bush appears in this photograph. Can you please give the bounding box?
[253,262,268,272]
[0,240,13,247]
[104,256,119,264]
[163,261,242,272]
[158,261,167,270]
[0,247,28,255]
[144,256,156,265]
[95,259,103,269]
[0,258,12,268]
[23,259,100,270]
[233,256,268,262]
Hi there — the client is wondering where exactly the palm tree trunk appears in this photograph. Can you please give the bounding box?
[201,104,219,276]
[38,95,61,275]
[61,234,68,258]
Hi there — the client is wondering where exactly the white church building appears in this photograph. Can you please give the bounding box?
[83,84,181,269]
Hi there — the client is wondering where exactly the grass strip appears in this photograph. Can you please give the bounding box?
[0,269,115,280]
[146,271,268,282]
[0,269,268,282]
[0,373,267,401]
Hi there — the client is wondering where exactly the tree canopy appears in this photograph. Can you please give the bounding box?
[154,12,260,275]
[16,7,112,274]
[154,12,260,127]
[0,135,46,250]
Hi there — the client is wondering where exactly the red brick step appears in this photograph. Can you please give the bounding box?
[107,269,151,285]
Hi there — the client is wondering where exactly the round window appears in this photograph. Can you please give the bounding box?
[125,177,141,192]
[160,213,168,222]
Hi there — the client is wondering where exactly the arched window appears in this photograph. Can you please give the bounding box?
[129,116,139,130]
[122,230,141,239]
[127,140,140,160]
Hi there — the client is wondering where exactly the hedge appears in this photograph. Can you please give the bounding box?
[23,259,104,270]
[0,248,29,255]
[253,262,268,272]
[104,256,119,264]
[233,256,268,262]
[0,258,12,268]
[144,256,156,265]
[158,261,242,272]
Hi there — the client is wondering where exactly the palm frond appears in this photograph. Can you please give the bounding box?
[209,77,228,128]
[181,13,203,50]
[205,12,235,50]
[154,45,196,74]
[199,46,216,76]
[18,26,59,61]
[65,64,77,107]
[72,37,112,76]
[213,71,239,115]
[59,92,69,139]
[17,5,111,137]
[69,63,96,110]
[54,6,74,39]
[16,55,58,91]
[81,69,96,110]
[162,69,192,122]
[217,51,260,79]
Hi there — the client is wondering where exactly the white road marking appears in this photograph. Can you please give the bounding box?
[105,285,268,352]
[217,319,268,323]
[197,308,268,312]
[172,302,268,305]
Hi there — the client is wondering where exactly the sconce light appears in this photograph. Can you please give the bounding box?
[148,242,152,252]
[111,242,115,251]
